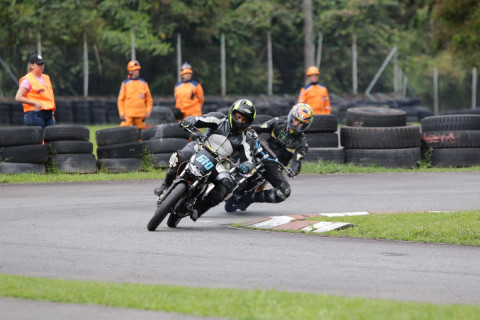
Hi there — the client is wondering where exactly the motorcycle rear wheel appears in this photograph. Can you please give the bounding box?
[166,213,182,228]
[147,183,187,231]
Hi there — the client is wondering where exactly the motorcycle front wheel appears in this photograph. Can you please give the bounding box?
[166,213,182,228]
[147,183,187,231]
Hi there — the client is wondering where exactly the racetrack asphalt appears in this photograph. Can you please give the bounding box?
[1,172,480,318]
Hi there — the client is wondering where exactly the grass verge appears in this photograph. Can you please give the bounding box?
[1,274,479,320]
[236,210,480,246]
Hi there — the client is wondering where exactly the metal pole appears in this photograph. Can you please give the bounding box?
[0,55,19,84]
[221,33,226,96]
[433,68,438,115]
[315,33,323,70]
[267,31,273,96]
[393,51,398,95]
[352,33,357,95]
[37,32,42,55]
[177,33,182,83]
[131,30,136,61]
[402,74,408,98]
[303,0,314,70]
[365,46,397,96]
[83,32,88,98]
[473,67,477,109]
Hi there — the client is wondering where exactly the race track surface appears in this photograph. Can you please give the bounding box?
[1,172,480,308]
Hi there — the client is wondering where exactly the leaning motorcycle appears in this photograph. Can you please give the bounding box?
[224,130,294,213]
[147,126,244,231]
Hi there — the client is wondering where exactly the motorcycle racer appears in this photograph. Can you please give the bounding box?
[153,99,256,220]
[234,103,314,211]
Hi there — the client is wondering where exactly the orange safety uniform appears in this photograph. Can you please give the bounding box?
[117,77,153,129]
[18,72,56,113]
[174,80,204,118]
[298,83,331,115]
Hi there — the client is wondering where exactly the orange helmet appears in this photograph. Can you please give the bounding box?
[306,66,320,76]
[127,60,141,72]
[180,61,193,76]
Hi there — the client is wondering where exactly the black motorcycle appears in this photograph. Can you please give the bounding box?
[147,126,245,230]
[224,130,294,213]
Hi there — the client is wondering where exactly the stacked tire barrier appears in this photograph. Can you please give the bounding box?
[144,106,176,128]
[141,123,190,168]
[340,107,421,168]
[420,115,480,167]
[0,126,47,174]
[45,125,97,173]
[95,127,143,173]
[303,114,344,164]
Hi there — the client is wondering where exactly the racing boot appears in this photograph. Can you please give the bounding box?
[236,191,255,211]
[153,167,176,197]
[189,197,216,221]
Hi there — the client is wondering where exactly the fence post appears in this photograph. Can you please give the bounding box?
[131,30,136,61]
[433,68,438,115]
[473,67,477,109]
[37,32,42,55]
[365,46,397,98]
[352,33,357,95]
[83,32,88,98]
[221,33,226,96]
[316,32,323,70]
[177,33,182,83]
[267,31,273,96]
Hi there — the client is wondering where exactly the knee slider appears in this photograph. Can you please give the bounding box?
[274,187,290,202]
[168,152,179,168]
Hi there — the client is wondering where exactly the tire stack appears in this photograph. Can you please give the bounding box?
[145,106,176,128]
[141,123,190,168]
[340,107,421,168]
[303,114,344,164]
[0,126,48,174]
[95,127,143,173]
[45,125,96,173]
[420,115,480,167]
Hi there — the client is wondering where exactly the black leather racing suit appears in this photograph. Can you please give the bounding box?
[161,112,253,216]
[250,117,308,203]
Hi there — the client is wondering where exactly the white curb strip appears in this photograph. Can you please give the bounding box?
[251,216,295,229]
[301,222,355,233]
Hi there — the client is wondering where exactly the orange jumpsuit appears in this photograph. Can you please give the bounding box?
[298,83,331,115]
[118,77,153,129]
[174,80,204,118]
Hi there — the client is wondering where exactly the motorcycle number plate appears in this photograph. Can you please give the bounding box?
[194,150,217,172]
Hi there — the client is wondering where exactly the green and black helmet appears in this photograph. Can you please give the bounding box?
[228,99,256,134]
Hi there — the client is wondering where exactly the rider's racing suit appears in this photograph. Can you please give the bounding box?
[242,117,308,207]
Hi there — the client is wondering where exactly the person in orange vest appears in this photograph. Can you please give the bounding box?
[15,54,56,128]
[174,62,204,119]
[298,66,331,114]
[117,60,153,130]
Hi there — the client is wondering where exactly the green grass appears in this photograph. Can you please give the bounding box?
[235,210,480,246]
[1,274,478,320]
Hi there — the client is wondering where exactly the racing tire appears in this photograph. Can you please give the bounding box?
[166,213,182,228]
[340,125,421,149]
[0,144,48,163]
[96,158,142,173]
[142,138,189,154]
[0,126,43,147]
[421,115,480,132]
[52,153,97,173]
[303,148,345,164]
[96,141,143,159]
[430,148,480,167]
[147,182,187,231]
[142,123,190,141]
[0,162,45,174]
[253,114,273,125]
[345,148,421,168]
[306,114,338,132]
[47,140,93,154]
[346,107,407,127]
[421,130,480,148]
[150,153,173,168]
[43,125,90,142]
[95,126,140,146]
[304,132,339,148]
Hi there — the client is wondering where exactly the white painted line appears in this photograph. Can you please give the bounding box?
[301,221,354,233]
[251,216,295,229]
[320,212,369,217]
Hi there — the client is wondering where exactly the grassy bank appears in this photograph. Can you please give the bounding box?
[1,274,478,320]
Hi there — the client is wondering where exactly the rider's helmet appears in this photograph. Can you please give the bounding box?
[228,99,256,134]
[180,62,193,75]
[127,60,141,72]
[287,103,314,134]
[306,66,320,76]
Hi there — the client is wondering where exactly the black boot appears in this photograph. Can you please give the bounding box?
[153,167,176,196]
[236,192,255,211]
[190,197,216,221]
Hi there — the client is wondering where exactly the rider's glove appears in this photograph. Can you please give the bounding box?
[288,161,301,177]
[180,116,196,128]
[239,161,254,174]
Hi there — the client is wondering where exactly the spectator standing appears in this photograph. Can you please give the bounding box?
[15,54,56,128]
[117,60,153,130]
[298,66,331,114]
[174,62,204,120]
